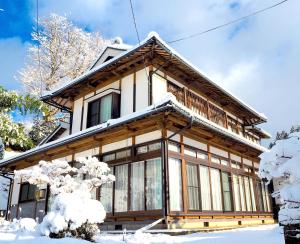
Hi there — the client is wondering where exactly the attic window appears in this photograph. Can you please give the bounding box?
[104,56,114,62]
[87,93,120,128]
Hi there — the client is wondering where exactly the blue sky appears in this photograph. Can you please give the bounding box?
[0,0,299,137]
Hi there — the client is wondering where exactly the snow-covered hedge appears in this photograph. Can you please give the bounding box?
[259,131,300,225]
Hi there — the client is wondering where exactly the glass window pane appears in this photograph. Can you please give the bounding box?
[211,157,220,164]
[131,162,145,211]
[148,142,161,152]
[265,184,271,212]
[210,168,222,211]
[114,164,128,212]
[103,153,115,162]
[168,142,180,153]
[238,176,246,211]
[116,149,131,159]
[257,182,264,211]
[27,185,36,200]
[20,184,29,202]
[261,182,267,212]
[101,181,113,213]
[249,178,257,211]
[184,148,197,157]
[168,158,183,211]
[100,95,112,123]
[222,172,232,211]
[197,151,208,160]
[146,158,162,210]
[186,164,200,210]
[233,175,241,211]
[221,159,229,166]
[88,100,100,127]
[199,166,211,210]
[244,177,252,211]
[137,146,148,154]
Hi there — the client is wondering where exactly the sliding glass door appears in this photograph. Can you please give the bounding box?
[169,158,183,211]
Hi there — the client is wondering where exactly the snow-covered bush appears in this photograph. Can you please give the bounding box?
[259,130,300,226]
[15,156,115,241]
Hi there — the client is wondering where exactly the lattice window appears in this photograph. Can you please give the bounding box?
[186,90,208,118]
[167,82,185,104]
[208,104,226,127]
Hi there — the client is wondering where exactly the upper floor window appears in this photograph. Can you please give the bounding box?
[87,93,120,128]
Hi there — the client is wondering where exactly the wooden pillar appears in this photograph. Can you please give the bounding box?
[180,135,188,214]
[161,128,169,219]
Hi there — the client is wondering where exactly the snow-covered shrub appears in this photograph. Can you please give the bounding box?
[260,130,300,226]
[15,156,115,241]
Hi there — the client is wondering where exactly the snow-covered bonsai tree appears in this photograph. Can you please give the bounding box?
[259,126,300,241]
[14,156,115,241]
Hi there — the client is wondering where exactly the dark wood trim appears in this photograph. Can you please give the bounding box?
[133,72,136,112]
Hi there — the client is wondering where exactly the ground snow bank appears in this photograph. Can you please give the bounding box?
[0,223,284,244]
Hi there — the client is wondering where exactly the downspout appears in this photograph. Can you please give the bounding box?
[161,115,193,227]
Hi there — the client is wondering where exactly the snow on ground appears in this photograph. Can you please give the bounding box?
[0,223,284,244]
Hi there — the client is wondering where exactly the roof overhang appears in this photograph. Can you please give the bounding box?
[0,99,267,171]
[41,33,267,125]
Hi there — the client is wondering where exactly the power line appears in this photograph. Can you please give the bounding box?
[129,0,141,45]
[168,0,288,44]
[128,0,151,103]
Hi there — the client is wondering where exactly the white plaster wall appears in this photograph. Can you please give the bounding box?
[210,146,228,158]
[102,138,132,153]
[253,162,260,169]
[72,97,83,133]
[183,136,207,151]
[152,73,167,104]
[84,92,94,100]
[93,48,126,68]
[135,68,149,111]
[166,75,184,88]
[135,130,162,144]
[74,148,99,159]
[167,130,180,142]
[243,158,253,166]
[96,80,120,94]
[121,74,134,116]
[56,155,73,162]
[230,153,242,162]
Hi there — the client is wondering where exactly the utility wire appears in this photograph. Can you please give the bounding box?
[129,0,141,44]
[168,0,288,44]
[128,0,151,103]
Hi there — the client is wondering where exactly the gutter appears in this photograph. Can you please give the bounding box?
[0,100,267,169]
[0,101,173,168]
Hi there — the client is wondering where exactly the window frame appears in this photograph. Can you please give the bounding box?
[86,92,120,128]
[19,182,37,203]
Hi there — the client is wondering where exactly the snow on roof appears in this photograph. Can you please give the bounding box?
[41,32,267,122]
[0,93,267,168]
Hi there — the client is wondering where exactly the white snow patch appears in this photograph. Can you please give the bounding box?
[0,223,284,244]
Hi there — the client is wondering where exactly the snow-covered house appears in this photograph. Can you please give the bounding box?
[0,33,274,230]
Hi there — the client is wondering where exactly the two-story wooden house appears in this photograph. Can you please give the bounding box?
[0,32,274,230]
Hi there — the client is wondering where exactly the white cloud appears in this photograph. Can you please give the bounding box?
[4,0,300,140]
